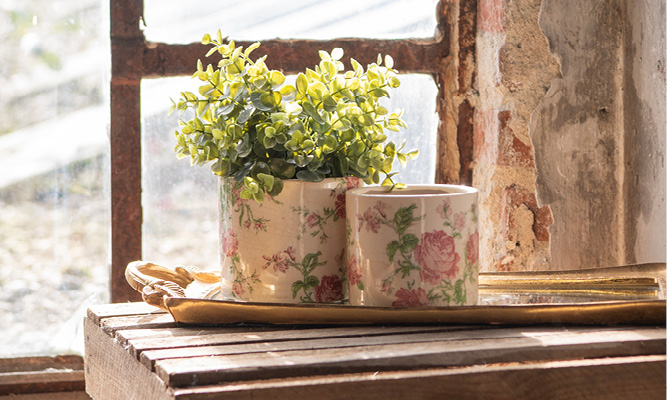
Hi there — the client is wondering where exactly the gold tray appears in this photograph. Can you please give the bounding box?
[126,261,666,326]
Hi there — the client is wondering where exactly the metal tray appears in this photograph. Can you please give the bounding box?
[126,261,666,326]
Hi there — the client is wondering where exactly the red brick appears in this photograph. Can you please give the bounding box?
[473,108,498,163]
[500,184,553,242]
[497,111,535,168]
[478,0,504,33]
[474,109,535,168]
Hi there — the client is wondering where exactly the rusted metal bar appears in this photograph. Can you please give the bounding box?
[143,37,448,78]
[110,0,144,303]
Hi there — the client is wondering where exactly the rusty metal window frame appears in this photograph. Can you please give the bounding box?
[110,0,474,302]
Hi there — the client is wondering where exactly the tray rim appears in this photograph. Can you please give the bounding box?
[164,297,667,326]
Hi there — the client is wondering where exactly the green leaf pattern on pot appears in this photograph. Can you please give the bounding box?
[261,248,343,303]
[354,200,479,306]
[292,177,361,243]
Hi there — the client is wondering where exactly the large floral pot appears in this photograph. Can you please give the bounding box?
[346,185,479,307]
[219,177,362,303]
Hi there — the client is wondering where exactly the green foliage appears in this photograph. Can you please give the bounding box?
[169,30,417,201]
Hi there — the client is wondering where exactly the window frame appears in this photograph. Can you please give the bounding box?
[110,0,473,302]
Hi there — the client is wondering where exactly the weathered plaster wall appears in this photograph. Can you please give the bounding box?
[534,0,665,268]
[533,0,627,269]
[474,0,665,271]
[475,0,558,271]
[623,0,666,264]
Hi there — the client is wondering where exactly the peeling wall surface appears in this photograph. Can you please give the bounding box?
[475,0,558,271]
[623,0,666,265]
[534,0,665,268]
[474,0,665,271]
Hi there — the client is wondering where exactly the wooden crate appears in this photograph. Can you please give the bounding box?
[84,302,666,400]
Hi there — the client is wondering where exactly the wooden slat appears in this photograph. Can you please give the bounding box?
[155,327,665,387]
[137,326,489,368]
[0,355,82,374]
[115,326,279,346]
[99,313,177,334]
[143,37,447,78]
[171,356,666,400]
[137,328,652,369]
[87,302,166,325]
[0,370,85,396]
[126,325,470,359]
[0,355,85,395]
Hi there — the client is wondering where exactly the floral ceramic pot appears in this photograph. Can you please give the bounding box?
[345,185,479,307]
[219,176,362,303]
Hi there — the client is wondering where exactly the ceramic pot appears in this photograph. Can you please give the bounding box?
[219,176,362,303]
[345,185,479,307]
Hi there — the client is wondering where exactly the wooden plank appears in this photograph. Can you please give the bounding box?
[0,356,82,374]
[138,325,642,369]
[0,356,84,395]
[99,313,177,334]
[87,302,166,325]
[84,317,172,400]
[127,325,478,360]
[0,392,91,400]
[156,327,665,387]
[0,370,85,396]
[142,37,447,78]
[115,326,281,346]
[171,356,666,400]
[139,326,498,368]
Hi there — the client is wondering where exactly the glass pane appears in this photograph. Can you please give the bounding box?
[142,78,220,270]
[0,0,110,356]
[141,73,437,269]
[144,0,438,43]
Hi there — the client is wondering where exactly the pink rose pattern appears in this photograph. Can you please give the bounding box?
[315,275,344,302]
[306,212,320,228]
[221,230,239,258]
[392,288,429,307]
[262,246,296,273]
[415,230,460,284]
[232,282,244,297]
[334,193,346,219]
[346,255,362,286]
[354,200,478,306]
[358,201,386,233]
[467,230,479,265]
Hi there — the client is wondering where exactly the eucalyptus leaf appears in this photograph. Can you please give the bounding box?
[269,159,296,178]
[237,104,256,124]
[296,170,323,182]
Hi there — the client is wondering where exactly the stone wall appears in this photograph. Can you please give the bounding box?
[470,0,665,271]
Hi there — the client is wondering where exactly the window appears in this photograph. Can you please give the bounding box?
[0,0,457,358]
[112,0,454,301]
[0,0,109,357]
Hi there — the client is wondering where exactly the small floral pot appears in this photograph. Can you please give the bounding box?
[345,185,479,307]
[219,177,362,303]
